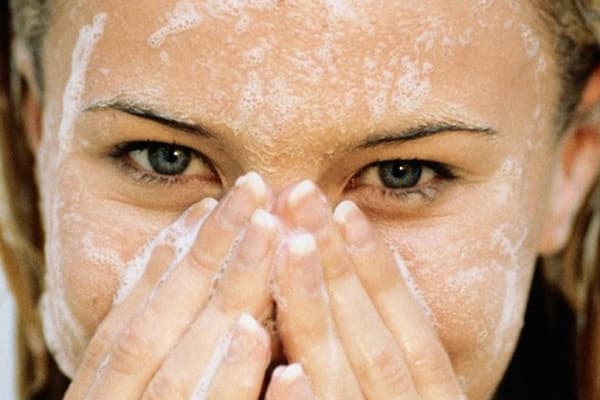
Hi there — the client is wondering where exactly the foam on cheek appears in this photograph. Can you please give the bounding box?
[39,13,108,378]
[387,243,436,326]
[114,206,211,304]
[494,157,524,205]
[490,224,529,353]
[147,0,203,48]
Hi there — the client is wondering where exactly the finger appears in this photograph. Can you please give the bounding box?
[74,173,271,399]
[203,314,271,400]
[65,197,216,399]
[266,364,316,400]
[334,200,464,399]
[275,233,364,400]
[142,208,279,399]
[286,181,419,399]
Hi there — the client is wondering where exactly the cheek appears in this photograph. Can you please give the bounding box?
[40,160,175,356]
[380,221,537,397]
[375,163,545,396]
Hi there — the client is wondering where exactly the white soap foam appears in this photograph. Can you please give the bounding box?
[82,233,125,273]
[494,267,519,353]
[190,328,235,400]
[235,14,251,33]
[203,0,278,18]
[387,243,436,326]
[57,12,107,158]
[148,0,203,48]
[39,13,108,378]
[114,206,211,304]
[391,57,433,114]
[490,224,529,353]
[40,292,79,377]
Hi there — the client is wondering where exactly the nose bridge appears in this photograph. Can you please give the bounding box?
[240,141,324,195]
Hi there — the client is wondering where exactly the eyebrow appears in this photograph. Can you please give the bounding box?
[84,100,220,141]
[84,100,497,149]
[356,122,497,150]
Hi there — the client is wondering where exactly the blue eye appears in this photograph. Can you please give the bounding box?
[145,145,192,175]
[110,141,216,185]
[378,160,423,189]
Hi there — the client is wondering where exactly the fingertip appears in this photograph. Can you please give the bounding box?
[237,313,271,348]
[288,233,317,258]
[235,171,268,200]
[250,209,278,232]
[278,363,305,382]
[184,196,218,228]
[332,200,360,225]
[267,364,315,400]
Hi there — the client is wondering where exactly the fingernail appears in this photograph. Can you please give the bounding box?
[288,180,318,209]
[225,313,267,363]
[279,363,304,383]
[236,209,278,265]
[333,200,373,249]
[185,197,218,228]
[289,233,317,258]
[235,171,267,200]
[287,180,329,230]
[220,172,268,229]
[272,365,285,381]
[288,234,322,292]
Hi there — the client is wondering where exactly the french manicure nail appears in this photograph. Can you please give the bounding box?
[288,180,318,210]
[279,363,304,382]
[288,234,322,292]
[333,200,372,249]
[185,197,218,228]
[235,171,267,200]
[289,233,317,258]
[225,313,265,363]
[235,209,278,264]
[220,172,268,229]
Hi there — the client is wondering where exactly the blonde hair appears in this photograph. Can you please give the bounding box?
[1,0,599,398]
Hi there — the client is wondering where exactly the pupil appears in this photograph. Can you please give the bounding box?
[148,145,192,175]
[378,160,423,188]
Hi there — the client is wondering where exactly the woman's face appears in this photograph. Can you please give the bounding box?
[36,1,560,398]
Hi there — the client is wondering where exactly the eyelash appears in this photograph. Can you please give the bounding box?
[109,141,458,202]
[349,160,458,203]
[109,140,213,186]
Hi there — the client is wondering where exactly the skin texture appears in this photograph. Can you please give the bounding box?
[18,0,600,399]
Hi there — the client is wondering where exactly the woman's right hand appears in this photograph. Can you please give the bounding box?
[64,172,278,400]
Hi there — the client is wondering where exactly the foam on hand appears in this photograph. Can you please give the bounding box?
[114,201,214,304]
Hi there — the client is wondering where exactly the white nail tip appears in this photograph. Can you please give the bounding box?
[237,313,260,333]
[288,180,316,208]
[251,209,277,229]
[289,233,316,257]
[235,171,267,198]
[280,363,304,382]
[200,197,219,210]
[333,200,358,224]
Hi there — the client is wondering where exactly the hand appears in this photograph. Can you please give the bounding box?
[65,172,279,399]
[271,180,466,400]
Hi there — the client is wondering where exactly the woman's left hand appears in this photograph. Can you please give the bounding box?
[268,180,466,400]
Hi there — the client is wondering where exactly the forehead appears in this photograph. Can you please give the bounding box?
[44,0,554,149]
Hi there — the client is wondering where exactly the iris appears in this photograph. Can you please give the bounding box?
[147,145,192,175]
[378,160,423,188]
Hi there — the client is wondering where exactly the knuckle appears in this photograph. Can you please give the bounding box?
[359,344,413,394]
[410,341,453,382]
[143,372,186,400]
[81,323,115,369]
[187,246,220,277]
[110,324,156,375]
